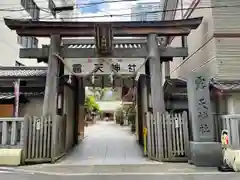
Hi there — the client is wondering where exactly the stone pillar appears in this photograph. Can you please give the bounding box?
[187,71,221,166]
[73,76,79,145]
[78,78,85,140]
[140,75,148,129]
[136,80,143,145]
[147,34,165,160]
[43,35,61,116]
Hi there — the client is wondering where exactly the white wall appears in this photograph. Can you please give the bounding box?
[226,94,240,114]
[0,0,51,66]
[211,0,240,80]
[170,0,240,81]
[19,97,43,116]
[0,0,29,66]
[97,101,122,112]
[170,0,217,79]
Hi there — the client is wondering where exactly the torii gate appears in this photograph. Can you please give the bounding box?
[4,17,202,161]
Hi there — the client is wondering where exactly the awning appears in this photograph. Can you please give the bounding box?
[0,92,44,101]
[0,66,47,78]
[210,80,240,91]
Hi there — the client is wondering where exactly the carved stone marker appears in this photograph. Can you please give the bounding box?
[187,71,221,167]
[187,73,214,141]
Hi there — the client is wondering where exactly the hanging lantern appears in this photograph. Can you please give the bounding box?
[91,74,95,85]
[67,74,72,84]
[109,72,113,84]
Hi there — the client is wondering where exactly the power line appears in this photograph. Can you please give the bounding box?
[0,0,215,14]
[0,2,239,21]
[75,0,138,8]
[0,0,137,8]
[23,3,240,20]
[0,0,212,12]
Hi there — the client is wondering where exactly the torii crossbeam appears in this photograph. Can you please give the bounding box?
[4,17,202,37]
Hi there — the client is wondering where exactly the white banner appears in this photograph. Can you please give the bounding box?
[14,79,20,117]
[64,58,146,75]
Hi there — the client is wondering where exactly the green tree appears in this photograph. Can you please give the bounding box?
[85,95,100,112]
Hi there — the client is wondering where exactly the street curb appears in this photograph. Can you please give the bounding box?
[0,166,236,176]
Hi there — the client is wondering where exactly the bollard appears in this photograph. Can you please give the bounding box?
[143,127,147,156]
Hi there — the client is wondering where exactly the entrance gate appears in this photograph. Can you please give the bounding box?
[146,111,189,161]
[3,16,202,164]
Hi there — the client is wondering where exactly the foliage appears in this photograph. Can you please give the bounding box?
[85,95,100,112]
[86,87,110,101]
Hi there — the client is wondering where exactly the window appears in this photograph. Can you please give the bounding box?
[19,0,40,48]
[21,0,40,20]
[33,7,40,20]
[17,35,22,45]
[21,36,28,48]
[17,36,38,48]
[182,36,188,48]
[174,0,196,20]
[32,38,38,48]
[182,36,188,59]
[48,0,56,18]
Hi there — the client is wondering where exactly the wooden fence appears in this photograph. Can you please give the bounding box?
[24,115,66,163]
[0,117,25,148]
[221,114,240,149]
[146,111,189,162]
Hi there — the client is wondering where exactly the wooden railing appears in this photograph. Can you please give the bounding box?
[146,111,189,162]
[0,115,68,163]
[213,114,240,148]
[24,115,67,163]
[0,117,25,148]
[221,114,240,149]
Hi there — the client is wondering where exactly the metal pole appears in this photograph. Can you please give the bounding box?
[43,35,61,116]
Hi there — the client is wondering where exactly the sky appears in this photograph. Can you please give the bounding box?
[75,0,162,21]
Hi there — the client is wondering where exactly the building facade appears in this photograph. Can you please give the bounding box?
[0,0,73,66]
[131,2,163,21]
[168,0,240,114]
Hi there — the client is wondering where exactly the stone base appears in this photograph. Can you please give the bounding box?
[223,148,240,172]
[0,149,22,166]
[189,141,222,167]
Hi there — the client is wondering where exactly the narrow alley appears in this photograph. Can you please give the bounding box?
[58,121,158,165]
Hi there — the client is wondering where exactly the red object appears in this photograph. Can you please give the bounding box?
[226,135,229,144]
[88,58,92,63]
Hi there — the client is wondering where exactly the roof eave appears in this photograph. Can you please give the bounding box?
[4,17,203,31]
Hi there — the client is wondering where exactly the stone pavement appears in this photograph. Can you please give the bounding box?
[58,121,158,165]
[0,168,238,180]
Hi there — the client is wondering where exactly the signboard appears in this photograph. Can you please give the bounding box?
[64,58,145,75]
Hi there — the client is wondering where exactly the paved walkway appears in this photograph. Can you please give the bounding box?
[58,121,158,165]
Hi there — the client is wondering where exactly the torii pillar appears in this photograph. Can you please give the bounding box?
[43,35,62,116]
[147,34,165,159]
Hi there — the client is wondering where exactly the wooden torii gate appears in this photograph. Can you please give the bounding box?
[4,17,202,162]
